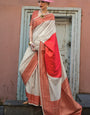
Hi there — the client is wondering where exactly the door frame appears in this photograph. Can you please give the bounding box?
[17,6,81,100]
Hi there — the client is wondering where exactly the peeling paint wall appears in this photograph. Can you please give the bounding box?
[0,0,90,101]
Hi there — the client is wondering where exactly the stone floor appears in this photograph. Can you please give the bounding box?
[0,94,90,115]
[1,100,43,115]
[76,94,90,115]
[0,106,3,115]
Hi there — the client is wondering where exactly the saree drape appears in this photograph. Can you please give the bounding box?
[19,10,82,115]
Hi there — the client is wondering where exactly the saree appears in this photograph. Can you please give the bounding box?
[19,10,82,115]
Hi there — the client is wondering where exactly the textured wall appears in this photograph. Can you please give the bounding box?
[0,0,90,102]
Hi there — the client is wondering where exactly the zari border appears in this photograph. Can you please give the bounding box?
[22,52,38,84]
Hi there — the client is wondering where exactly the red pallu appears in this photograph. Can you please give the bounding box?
[39,41,82,115]
[44,33,62,78]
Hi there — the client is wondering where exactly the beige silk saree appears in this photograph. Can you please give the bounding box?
[19,10,82,115]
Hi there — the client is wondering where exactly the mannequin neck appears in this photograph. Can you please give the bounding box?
[40,8,48,14]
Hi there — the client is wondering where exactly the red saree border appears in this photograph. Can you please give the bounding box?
[60,78,82,115]
[26,91,41,106]
[22,52,38,85]
[26,78,82,115]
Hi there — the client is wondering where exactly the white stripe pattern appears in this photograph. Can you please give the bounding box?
[33,20,56,49]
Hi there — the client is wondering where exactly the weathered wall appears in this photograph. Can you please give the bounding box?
[0,0,90,102]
